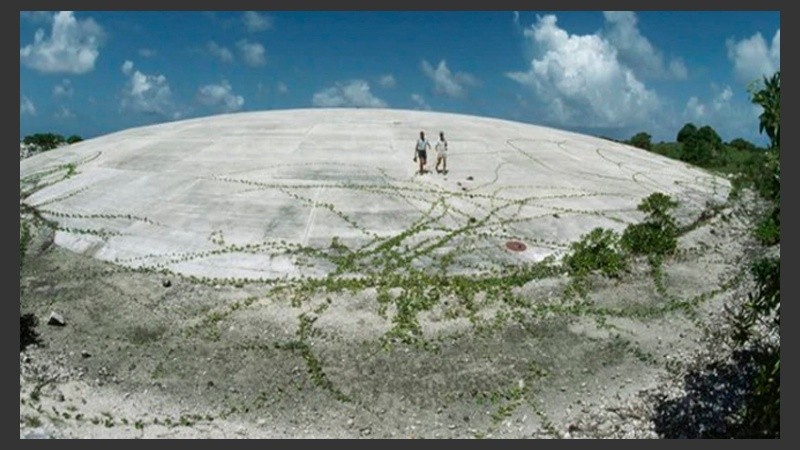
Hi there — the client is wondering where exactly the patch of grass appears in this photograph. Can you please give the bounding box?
[274,313,351,403]
[754,213,780,246]
[24,415,43,428]
[128,324,166,346]
[20,219,31,267]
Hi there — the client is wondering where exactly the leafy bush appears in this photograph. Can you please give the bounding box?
[629,132,652,150]
[735,257,780,341]
[621,193,679,257]
[23,133,66,151]
[755,214,780,246]
[728,70,780,438]
[637,192,679,224]
[728,138,758,152]
[676,123,698,144]
[564,228,628,279]
[621,222,677,257]
[674,123,724,167]
[729,256,780,437]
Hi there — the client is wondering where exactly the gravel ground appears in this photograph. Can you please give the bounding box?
[20,197,777,439]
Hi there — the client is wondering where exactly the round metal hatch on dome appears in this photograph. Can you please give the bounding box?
[505,240,527,252]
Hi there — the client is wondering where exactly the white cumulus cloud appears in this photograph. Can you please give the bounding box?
[312,80,387,108]
[668,58,688,80]
[420,59,478,98]
[197,80,245,112]
[53,79,74,97]
[207,41,234,63]
[682,84,761,143]
[276,82,288,94]
[727,29,780,84]
[139,48,157,58]
[411,93,431,110]
[243,11,273,33]
[685,85,736,120]
[507,14,660,128]
[712,86,733,112]
[379,74,396,88]
[120,60,178,118]
[121,60,134,75]
[685,96,706,119]
[237,40,266,67]
[603,11,687,80]
[20,95,36,116]
[20,11,105,74]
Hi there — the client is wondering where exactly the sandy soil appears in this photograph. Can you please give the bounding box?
[20,196,766,439]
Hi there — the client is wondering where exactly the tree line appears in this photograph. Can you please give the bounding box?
[22,133,83,151]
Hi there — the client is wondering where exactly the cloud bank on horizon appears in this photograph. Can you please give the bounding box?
[20,11,779,145]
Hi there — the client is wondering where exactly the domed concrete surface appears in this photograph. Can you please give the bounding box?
[20,108,728,280]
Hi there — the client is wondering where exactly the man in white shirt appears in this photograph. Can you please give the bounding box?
[435,131,448,174]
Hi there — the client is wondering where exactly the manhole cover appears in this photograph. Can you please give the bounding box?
[505,240,527,252]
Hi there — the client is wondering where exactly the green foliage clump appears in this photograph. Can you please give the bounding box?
[676,123,698,144]
[20,220,31,268]
[728,138,758,152]
[628,132,652,150]
[680,125,722,167]
[621,222,676,258]
[564,228,628,279]
[754,213,780,246]
[750,71,780,149]
[730,257,780,437]
[733,257,779,343]
[21,133,83,153]
[728,70,780,438]
[23,133,66,151]
[745,73,780,246]
[621,193,679,257]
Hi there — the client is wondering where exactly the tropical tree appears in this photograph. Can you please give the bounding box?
[629,132,652,150]
[676,123,697,143]
[750,71,780,149]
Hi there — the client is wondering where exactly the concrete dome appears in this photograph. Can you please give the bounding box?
[20,108,728,280]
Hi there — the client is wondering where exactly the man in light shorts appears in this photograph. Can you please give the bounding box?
[435,131,448,174]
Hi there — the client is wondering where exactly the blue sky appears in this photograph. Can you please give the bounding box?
[20,11,780,145]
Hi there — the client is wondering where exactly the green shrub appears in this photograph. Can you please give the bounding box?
[23,133,65,151]
[564,228,628,279]
[621,193,679,258]
[629,132,652,150]
[733,257,779,344]
[621,222,677,257]
[729,70,781,438]
[755,213,780,246]
[730,256,780,437]
[637,192,678,222]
